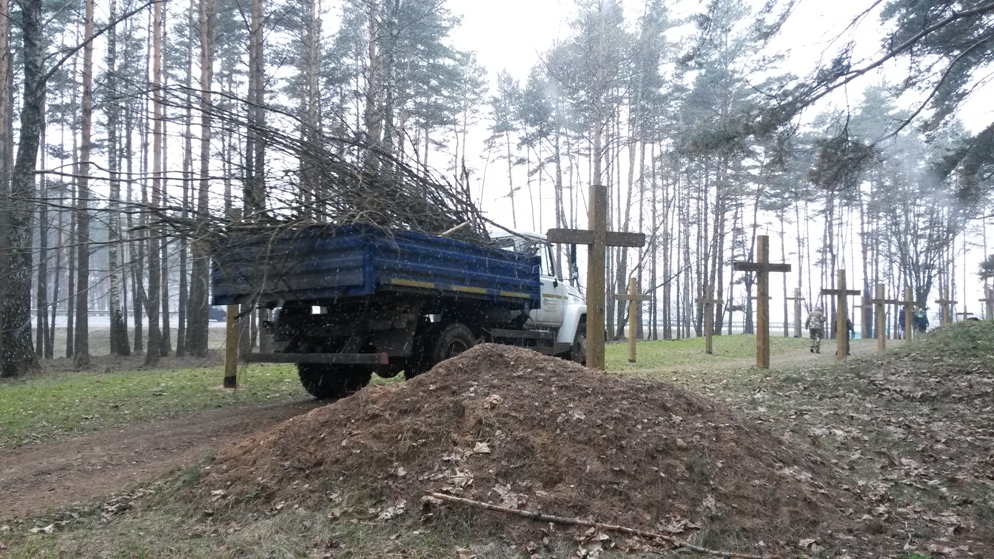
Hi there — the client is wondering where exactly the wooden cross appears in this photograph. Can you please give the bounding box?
[956,305,974,321]
[902,288,915,344]
[869,283,902,352]
[732,235,791,369]
[696,284,722,355]
[935,290,957,325]
[786,288,804,338]
[820,269,860,361]
[547,184,645,371]
[224,304,238,388]
[616,277,647,363]
[980,287,994,321]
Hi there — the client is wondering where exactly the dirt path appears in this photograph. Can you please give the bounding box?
[0,399,322,520]
[0,339,885,521]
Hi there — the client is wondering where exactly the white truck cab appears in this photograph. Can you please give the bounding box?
[491,230,587,358]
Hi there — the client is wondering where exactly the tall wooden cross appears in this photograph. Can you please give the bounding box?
[869,283,902,351]
[902,288,915,344]
[935,290,957,325]
[616,277,647,363]
[696,284,722,355]
[821,270,860,361]
[786,288,804,338]
[547,184,645,371]
[956,305,974,321]
[732,235,791,369]
[980,287,993,320]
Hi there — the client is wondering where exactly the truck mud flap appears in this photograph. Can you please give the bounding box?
[243,352,390,365]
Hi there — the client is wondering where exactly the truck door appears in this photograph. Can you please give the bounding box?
[530,244,569,327]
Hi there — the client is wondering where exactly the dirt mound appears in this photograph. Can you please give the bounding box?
[201,344,868,554]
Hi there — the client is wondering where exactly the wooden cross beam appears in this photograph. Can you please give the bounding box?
[696,284,722,355]
[902,288,915,344]
[820,270,860,361]
[935,290,957,325]
[979,287,993,321]
[786,288,804,338]
[732,235,791,369]
[547,184,646,371]
[956,305,974,321]
[616,277,647,363]
[868,283,902,352]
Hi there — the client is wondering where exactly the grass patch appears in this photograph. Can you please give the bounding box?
[605,333,810,371]
[0,364,302,450]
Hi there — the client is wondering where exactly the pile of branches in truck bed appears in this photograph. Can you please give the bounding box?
[152,88,489,245]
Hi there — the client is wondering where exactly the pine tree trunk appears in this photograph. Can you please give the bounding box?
[186,0,217,357]
[176,0,193,358]
[144,0,163,367]
[73,0,96,368]
[106,0,129,356]
[48,193,63,359]
[35,102,48,358]
[127,102,144,354]
[0,0,43,377]
[0,0,11,374]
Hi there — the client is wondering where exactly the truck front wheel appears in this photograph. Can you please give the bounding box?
[297,364,371,399]
[431,322,476,364]
[569,321,587,365]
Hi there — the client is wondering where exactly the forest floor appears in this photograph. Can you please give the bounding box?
[1,329,990,558]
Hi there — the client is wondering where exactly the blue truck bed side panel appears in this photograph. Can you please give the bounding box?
[211,225,541,306]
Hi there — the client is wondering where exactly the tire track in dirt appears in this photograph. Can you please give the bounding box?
[0,399,321,520]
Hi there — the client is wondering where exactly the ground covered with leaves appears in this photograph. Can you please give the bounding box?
[2,323,992,558]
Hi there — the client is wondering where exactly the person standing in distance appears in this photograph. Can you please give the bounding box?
[805,306,826,353]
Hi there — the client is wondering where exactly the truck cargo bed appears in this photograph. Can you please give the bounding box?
[212,225,541,307]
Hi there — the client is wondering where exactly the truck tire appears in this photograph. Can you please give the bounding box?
[297,364,371,399]
[569,321,587,365]
[431,322,476,365]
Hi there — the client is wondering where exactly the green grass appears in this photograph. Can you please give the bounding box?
[605,332,810,371]
[0,364,304,450]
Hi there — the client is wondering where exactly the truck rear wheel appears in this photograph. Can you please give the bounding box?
[431,322,476,365]
[297,364,371,399]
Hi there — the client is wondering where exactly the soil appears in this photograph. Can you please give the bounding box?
[0,399,321,520]
[198,343,886,556]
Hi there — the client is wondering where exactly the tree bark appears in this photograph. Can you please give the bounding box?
[144,0,163,367]
[73,0,96,368]
[106,0,130,355]
[186,0,217,357]
[0,0,45,377]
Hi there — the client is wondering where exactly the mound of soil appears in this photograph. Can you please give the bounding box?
[201,345,869,555]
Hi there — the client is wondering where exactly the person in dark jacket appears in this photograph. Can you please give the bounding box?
[913,307,929,334]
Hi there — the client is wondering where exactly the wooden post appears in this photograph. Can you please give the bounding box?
[956,306,974,321]
[224,304,238,388]
[869,283,901,351]
[786,288,804,338]
[732,235,791,369]
[902,288,915,343]
[981,287,994,321]
[696,285,722,355]
[616,277,646,363]
[821,270,860,361]
[935,290,957,325]
[547,185,645,371]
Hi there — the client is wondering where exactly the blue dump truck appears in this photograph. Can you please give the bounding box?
[212,225,587,398]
